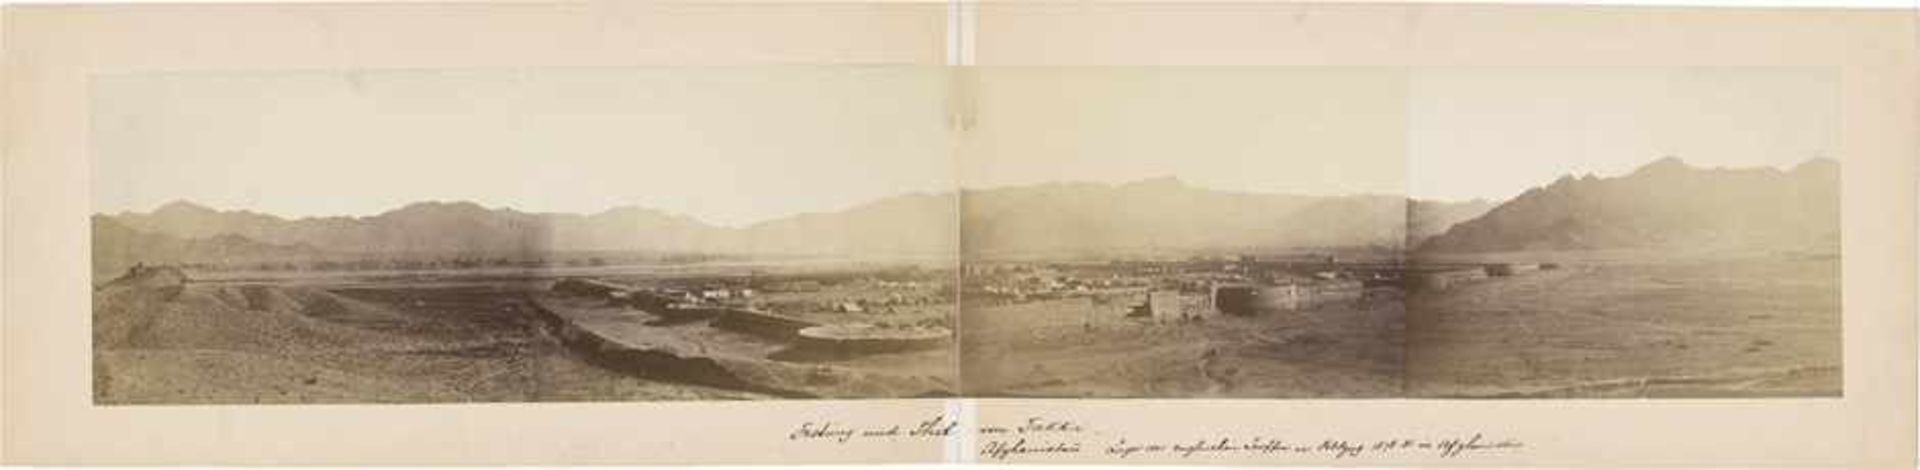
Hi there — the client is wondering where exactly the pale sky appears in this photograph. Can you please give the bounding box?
[95,66,1835,224]
[92,67,956,227]
[960,67,1410,196]
[1409,67,1837,202]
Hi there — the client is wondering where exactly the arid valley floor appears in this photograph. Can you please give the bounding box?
[92,248,1840,403]
[960,294,1405,398]
[1407,251,1841,398]
[89,159,1843,402]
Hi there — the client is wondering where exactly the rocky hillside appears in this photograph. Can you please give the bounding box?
[93,215,321,280]
[1406,198,1496,245]
[1419,157,1840,253]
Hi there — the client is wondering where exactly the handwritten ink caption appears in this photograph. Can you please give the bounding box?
[787,415,1523,461]
[787,415,958,444]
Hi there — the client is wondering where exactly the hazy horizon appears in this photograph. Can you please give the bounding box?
[104,152,1838,225]
[95,66,1835,225]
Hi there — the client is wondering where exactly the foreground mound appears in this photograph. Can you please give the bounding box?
[93,267,763,403]
[530,292,955,399]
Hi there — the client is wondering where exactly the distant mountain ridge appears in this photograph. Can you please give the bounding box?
[961,177,1445,255]
[107,195,961,257]
[1419,157,1840,253]
[92,215,325,279]
[99,181,1492,266]
[95,157,1836,276]
[1407,198,1497,245]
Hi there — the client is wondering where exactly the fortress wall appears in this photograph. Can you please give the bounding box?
[1308,279,1364,304]
[1409,269,1488,291]
[1214,280,1364,315]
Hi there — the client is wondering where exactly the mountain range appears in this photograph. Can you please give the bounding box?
[961,177,1423,256]
[93,156,1839,275]
[1418,157,1839,253]
[104,194,962,258]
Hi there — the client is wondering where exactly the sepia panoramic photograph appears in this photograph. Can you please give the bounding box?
[19,0,1912,466]
[89,66,1841,403]
[91,67,964,402]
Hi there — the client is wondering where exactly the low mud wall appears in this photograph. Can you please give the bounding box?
[1409,269,1488,291]
[523,298,813,398]
[553,278,703,313]
[1483,263,1542,277]
[1311,280,1363,303]
[643,306,727,326]
[625,291,678,312]
[1214,285,1287,315]
[551,278,627,297]
[712,308,820,341]
[793,331,948,356]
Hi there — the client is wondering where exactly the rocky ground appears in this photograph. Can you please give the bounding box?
[92,268,765,404]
